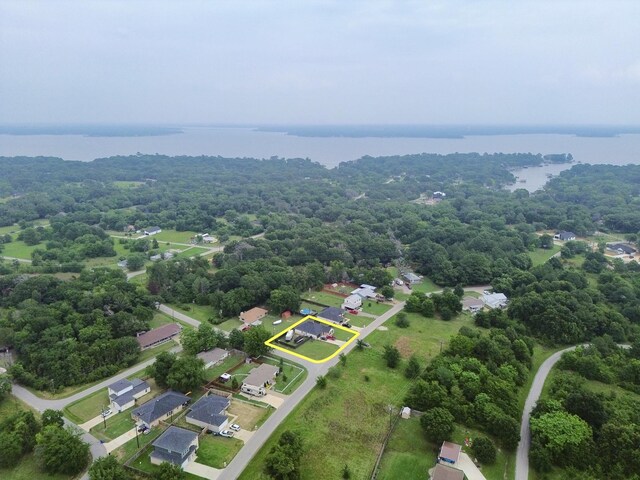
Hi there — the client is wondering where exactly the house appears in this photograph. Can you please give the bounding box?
[402,272,423,284]
[351,284,377,299]
[117,259,128,268]
[607,243,637,255]
[317,307,345,324]
[107,378,151,413]
[185,393,230,433]
[481,292,508,309]
[240,307,268,326]
[150,426,199,468]
[150,254,162,262]
[202,234,217,243]
[438,441,462,465]
[433,191,447,199]
[461,297,484,313]
[294,320,334,340]
[131,390,190,428]
[241,363,279,396]
[431,463,464,480]
[136,323,181,350]
[143,226,162,236]
[554,231,576,241]
[164,252,174,260]
[197,348,229,369]
[342,294,363,310]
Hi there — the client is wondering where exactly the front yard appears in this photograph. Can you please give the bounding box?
[280,337,340,361]
[196,435,244,469]
[90,412,136,442]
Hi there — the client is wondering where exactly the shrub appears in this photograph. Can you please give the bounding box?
[472,436,497,464]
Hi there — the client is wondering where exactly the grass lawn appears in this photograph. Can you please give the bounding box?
[261,356,308,394]
[91,412,136,442]
[113,424,165,462]
[138,339,178,363]
[150,229,200,244]
[196,435,244,469]
[131,445,201,480]
[174,246,210,259]
[302,291,344,308]
[0,453,70,480]
[64,388,110,424]
[282,338,340,361]
[217,318,244,332]
[344,312,370,328]
[360,301,392,316]
[528,245,561,266]
[204,353,245,382]
[410,277,440,294]
[0,224,19,235]
[167,303,218,323]
[377,416,436,480]
[1,240,39,259]
[113,181,145,188]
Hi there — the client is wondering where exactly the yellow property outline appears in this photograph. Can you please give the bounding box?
[265,315,360,364]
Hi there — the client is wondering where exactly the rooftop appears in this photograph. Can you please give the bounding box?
[136,323,181,349]
[132,390,190,425]
[243,363,279,388]
[431,463,464,480]
[152,426,198,454]
[317,306,344,323]
[295,320,332,337]
[439,441,462,463]
[197,348,228,365]
[187,394,230,426]
[240,307,268,324]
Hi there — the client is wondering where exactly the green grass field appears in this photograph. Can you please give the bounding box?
[1,240,39,259]
[281,338,340,361]
[167,303,218,323]
[204,353,246,382]
[0,453,70,480]
[113,181,145,188]
[0,224,19,235]
[196,435,244,469]
[150,229,200,244]
[360,301,392,316]
[261,356,308,394]
[91,412,136,441]
[302,291,344,308]
[410,277,440,294]
[528,245,561,266]
[174,246,210,259]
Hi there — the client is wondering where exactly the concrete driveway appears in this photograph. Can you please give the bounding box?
[79,414,109,432]
[104,427,138,453]
[185,460,222,478]
[457,453,487,480]
[234,428,255,443]
[260,393,284,408]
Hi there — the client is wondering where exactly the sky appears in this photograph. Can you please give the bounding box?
[1,0,639,125]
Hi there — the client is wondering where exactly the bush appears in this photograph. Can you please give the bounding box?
[316,375,327,389]
[472,436,497,464]
[395,312,410,328]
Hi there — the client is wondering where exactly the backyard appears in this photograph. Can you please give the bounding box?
[276,337,341,361]
[196,435,244,469]
[227,399,273,430]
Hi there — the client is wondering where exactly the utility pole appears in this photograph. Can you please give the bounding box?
[102,405,107,429]
[135,426,140,448]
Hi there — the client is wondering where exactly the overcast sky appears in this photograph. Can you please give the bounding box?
[1,0,639,125]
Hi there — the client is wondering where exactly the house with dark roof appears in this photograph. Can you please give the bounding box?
[402,272,423,284]
[554,231,576,241]
[241,363,279,397]
[461,297,484,313]
[108,378,150,412]
[197,348,229,369]
[607,243,637,255]
[150,426,198,468]
[131,391,190,428]
[294,320,334,340]
[136,323,181,350]
[185,393,230,433]
[317,307,345,324]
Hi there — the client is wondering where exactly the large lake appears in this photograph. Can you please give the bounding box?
[2,126,640,191]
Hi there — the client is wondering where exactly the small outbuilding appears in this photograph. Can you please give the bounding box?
[438,441,462,465]
[554,231,576,241]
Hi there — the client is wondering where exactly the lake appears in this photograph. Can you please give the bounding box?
[2,126,640,191]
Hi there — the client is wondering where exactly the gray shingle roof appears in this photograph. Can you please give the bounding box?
[152,426,197,457]
[110,378,149,405]
[108,378,132,393]
[186,394,230,427]
[132,391,189,424]
[295,320,332,337]
[318,307,344,323]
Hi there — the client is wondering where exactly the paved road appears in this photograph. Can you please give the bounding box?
[515,344,630,480]
[217,300,406,480]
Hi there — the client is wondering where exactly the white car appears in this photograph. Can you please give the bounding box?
[101,409,112,417]
[229,423,241,432]
[220,429,235,438]
[272,319,282,325]
[220,373,231,382]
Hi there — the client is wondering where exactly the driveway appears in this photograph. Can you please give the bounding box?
[260,393,285,408]
[185,460,222,479]
[104,426,138,453]
[457,453,487,480]
[79,414,108,432]
[234,428,255,443]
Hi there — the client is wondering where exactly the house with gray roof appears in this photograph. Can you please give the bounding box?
[554,231,576,241]
[185,393,230,433]
[150,426,198,468]
[607,243,637,255]
[402,272,423,284]
[197,348,229,369]
[318,307,345,324]
[294,320,334,340]
[143,226,162,236]
[241,363,279,397]
[108,378,150,412]
[131,390,190,428]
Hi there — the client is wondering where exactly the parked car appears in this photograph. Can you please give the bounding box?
[347,309,359,315]
[220,429,235,438]
[326,334,335,341]
[229,423,241,432]
[343,322,352,329]
[101,409,112,418]
[220,373,231,382]
[137,425,148,433]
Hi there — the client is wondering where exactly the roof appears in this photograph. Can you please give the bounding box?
[557,231,576,240]
[295,320,332,337]
[439,441,462,463]
[432,463,464,480]
[318,307,344,323]
[187,394,230,426]
[402,272,422,282]
[110,378,149,405]
[462,297,484,308]
[136,323,181,349]
[343,294,363,303]
[243,363,279,388]
[112,392,135,407]
[132,391,190,424]
[608,243,636,254]
[197,348,228,365]
[108,378,133,393]
[351,286,376,298]
[153,426,198,453]
[240,307,268,324]
[482,292,507,305]
[145,226,161,233]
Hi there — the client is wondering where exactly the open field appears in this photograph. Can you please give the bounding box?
[528,245,561,266]
[150,229,200,244]
[360,301,392,316]
[0,224,19,235]
[227,399,273,430]
[174,246,211,258]
[167,303,218,323]
[113,181,145,188]
[204,353,246,381]
[302,290,344,308]
[1,240,39,259]
[410,277,440,294]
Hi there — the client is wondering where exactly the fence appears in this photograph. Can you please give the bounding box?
[370,411,402,480]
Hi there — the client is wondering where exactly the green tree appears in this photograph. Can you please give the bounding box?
[530,411,592,462]
[379,285,394,299]
[228,328,245,350]
[0,374,11,399]
[264,444,297,480]
[125,253,145,272]
[405,355,421,379]
[89,455,132,480]
[395,312,409,328]
[149,351,177,388]
[243,325,272,358]
[0,432,22,467]
[41,409,64,429]
[157,461,184,480]
[166,356,206,393]
[420,407,455,444]
[472,436,497,464]
[383,345,401,369]
[342,464,351,479]
[268,287,301,315]
[35,425,90,475]
[539,234,554,249]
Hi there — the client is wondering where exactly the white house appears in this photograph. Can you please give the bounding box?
[351,284,377,299]
[143,226,162,236]
[462,297,484,313]
[108,378,151,412]
[241,363,279,397]
[342,294,363,310]
[481,292,508,309]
